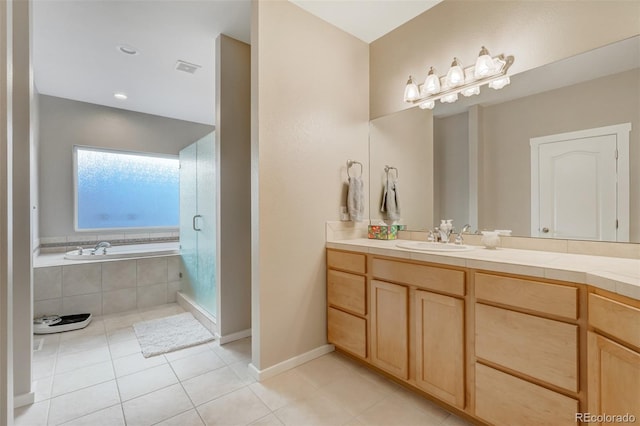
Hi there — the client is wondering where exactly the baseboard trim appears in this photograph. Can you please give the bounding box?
[248,344,335,382]
[219,328,251,345]
[14,391,34,408]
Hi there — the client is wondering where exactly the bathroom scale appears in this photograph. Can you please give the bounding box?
[33,313,92,334]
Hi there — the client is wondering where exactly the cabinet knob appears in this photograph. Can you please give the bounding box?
[541,227,549,233]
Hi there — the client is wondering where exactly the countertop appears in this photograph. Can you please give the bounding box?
[327,238,640,301]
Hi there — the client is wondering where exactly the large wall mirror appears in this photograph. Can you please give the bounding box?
[369,35,640,242]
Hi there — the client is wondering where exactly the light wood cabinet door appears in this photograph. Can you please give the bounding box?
[415,290,465,408]
[475,363,579,426]
[328,307,367,358]
[587,332,640,423]
[370,280,408,379]
[476,303,578,392]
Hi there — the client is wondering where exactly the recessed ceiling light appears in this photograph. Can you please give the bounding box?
[117,44,139,56]
[114,92,128,100]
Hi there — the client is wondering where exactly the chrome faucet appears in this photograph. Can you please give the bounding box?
[454,224,471,245]
[92,241,111,255]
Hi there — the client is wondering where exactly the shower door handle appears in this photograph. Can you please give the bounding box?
[193,215,202,231]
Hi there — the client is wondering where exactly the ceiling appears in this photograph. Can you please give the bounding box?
[32,0,441,126]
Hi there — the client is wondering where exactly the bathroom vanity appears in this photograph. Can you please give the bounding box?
[326,240,640,426]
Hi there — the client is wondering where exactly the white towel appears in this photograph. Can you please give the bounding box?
[380,175,400,222]
[347,176,364,222]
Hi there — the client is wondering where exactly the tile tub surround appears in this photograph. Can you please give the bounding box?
[326,238,640,301]
[34,255,183,317]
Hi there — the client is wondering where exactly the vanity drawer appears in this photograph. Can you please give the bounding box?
[327,270,366,316]
[475,363,579,426]
[327,250,366,274]
[328,307,367,358]
[589,293,640,349]
[371,258,464,297]
[474,272,578,320]
[476,303,578,392]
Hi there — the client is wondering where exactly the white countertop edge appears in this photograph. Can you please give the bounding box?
[327,238,640,300]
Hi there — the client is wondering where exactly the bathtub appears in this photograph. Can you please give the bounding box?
[64,242,180,260]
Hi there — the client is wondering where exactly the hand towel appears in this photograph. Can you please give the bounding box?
[380,175,400,222]
[347,176,365,222]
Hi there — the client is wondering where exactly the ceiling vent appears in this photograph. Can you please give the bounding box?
[175,60,201,74]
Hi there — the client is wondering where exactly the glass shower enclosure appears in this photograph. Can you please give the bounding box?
[179,132,217,318]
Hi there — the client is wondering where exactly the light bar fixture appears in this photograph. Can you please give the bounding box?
[404,46,515,110]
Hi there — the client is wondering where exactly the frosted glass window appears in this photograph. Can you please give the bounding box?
[74,146,179,230]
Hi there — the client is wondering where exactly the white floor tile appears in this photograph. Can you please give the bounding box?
[181,366,245,406]
[211,337,251,365]
[163,343,212,363]
[52,361,114,397]
[60,404,125,426]
[106,326,137,344]
[356,396,445,426]
[58,334,108,356]
[197,387,270,426]
[55,346,111,375]
[295,352,354,388]
[273,391,352,426]
[117,363,178,401]
[14,400,49,426]
[108,338,141,359]
[155,409,205,426]
[315,369,387,417]
[33,356,57,380]
[48,380,120,425]
[249,369,317,411]
[33,375,54,402]
[122,383,193,426]
[250,413,284,426]
[112,351,166,377]
[169,349,225,381]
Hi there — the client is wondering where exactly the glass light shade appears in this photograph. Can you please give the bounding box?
[445,58,465,88]
[461,86,480,97]
[489,76,511,90]
[422,67,441,96]
[403,76,420,102]
[440,93,458,104]
[474,46,495,78]
[419,100,435,110]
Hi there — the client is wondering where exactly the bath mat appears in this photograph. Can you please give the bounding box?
[133,312,214,358]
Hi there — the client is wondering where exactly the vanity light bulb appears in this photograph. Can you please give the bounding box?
[419,100,435,110]
[489,76,511,90]
[403,76,420,102]
[461,86,480,97]
[474,46,495,78]
[440,93,458,104]
[445,58,465,88]
[422,67,441,96]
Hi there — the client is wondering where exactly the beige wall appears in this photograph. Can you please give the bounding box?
[12,0,33,402]
[0,0,13,420]
[216,34,252,339]
[481,68,640,239]
[38,95,213,240]
[252,0,369,370]
[370,1,640,119]
[370,107,433,230]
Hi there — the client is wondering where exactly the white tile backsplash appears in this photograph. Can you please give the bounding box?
[34,266,63,301]
[137,283,168,309]
[62,264,102,296]
[103,288,137,315]
[102,260,136,291]
[137,257,168,286]
[34,255,181,318]
[63,293,103,316]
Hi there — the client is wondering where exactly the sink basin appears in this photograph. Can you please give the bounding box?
[396,241,475,252]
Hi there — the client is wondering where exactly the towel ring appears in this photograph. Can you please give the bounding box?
[385,165,398,178]
[347,160,363,178]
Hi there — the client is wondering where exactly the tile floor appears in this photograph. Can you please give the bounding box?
[15,303,472,426]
